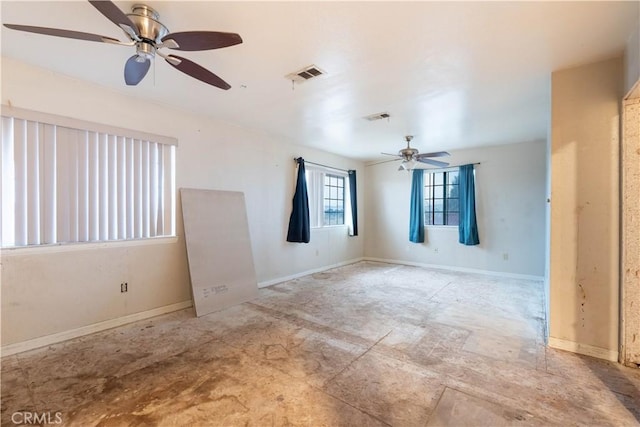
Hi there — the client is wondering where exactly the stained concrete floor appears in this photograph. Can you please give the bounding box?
[2,261,640,426]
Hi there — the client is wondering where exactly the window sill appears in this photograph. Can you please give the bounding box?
[425,225,458,230]
[0,235,179,256]
[311,225,348,230]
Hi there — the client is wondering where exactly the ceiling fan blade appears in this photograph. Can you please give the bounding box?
[161,31,243,51]
[164,54,231,90]
[124,55,150,86]
[415,151,450,158]
[417,158,450,168]
[3,24,121,44]
[88,0,139,39]
[368,158,402,166]
[381,152,401,157]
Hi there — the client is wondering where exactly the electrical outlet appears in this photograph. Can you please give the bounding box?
[120,282,128,293]
[434,248,439,253]
[503,253,509,261]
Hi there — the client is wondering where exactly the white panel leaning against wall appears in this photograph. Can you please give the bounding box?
[0,106,177,248]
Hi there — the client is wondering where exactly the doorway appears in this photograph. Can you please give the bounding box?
[621,81,640,367]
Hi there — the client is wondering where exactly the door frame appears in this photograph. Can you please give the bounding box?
[621,80,640,367]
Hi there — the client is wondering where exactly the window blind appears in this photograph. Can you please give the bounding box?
[0,112,176,248]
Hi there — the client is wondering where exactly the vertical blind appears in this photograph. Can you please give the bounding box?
[1,114,176,248]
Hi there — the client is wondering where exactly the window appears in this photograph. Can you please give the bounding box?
[323,174,345,226]
[424,170,459,226]
[306,168,346,227]
[1,108,176,248]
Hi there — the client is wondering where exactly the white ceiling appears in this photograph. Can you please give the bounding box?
[1,1,638,161]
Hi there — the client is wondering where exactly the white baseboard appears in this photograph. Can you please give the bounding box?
[548,337,619,362]
[364,257,544,281]
[1,300,193,357]
[258,257,365,288]
[0,258,541,356]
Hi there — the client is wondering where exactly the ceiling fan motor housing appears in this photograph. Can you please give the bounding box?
[399,147,418,160]
[399,135,417,160]
[128,4,168,60]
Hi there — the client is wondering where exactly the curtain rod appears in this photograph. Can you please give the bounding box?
[293,157,350,173]
[366,160,481,169]
[418,162,481,172]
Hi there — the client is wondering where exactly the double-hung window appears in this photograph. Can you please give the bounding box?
[305,167,347,228]
[1,107,177,248]
[424,170,459,226]
[323,174,345,226]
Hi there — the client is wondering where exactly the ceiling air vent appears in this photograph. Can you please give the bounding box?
[364,112,391,121]
[285,65,326,83]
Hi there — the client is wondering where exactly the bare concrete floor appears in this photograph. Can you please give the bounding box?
[2,261,640,426]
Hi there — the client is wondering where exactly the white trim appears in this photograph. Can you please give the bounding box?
[363,257,544,281]
[0,236,179,256]
[258,257,364,288]
[1,105,178,146]
[548,337,619,362]
[543,277,550,343]
[425,225,458,230]
[310,224,349,231]
[1,300,192,357]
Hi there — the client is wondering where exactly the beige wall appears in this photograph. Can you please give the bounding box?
[1,240,190,345]
[549,56,623,360]
[1,58,364,348]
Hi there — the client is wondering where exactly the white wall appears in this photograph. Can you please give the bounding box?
[549,56,622,361]
[1,58,364,347]
[364,140,546,277]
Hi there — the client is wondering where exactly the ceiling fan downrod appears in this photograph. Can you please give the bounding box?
[405,135,413,148]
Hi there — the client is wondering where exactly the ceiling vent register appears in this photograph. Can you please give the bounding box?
[364,112,391,121]
[286,65,325,83]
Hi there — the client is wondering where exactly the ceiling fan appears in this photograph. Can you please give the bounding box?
[3,1,242,89]
[381,136,450,171]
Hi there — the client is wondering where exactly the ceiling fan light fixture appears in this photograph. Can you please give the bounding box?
[401,159,417,171]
